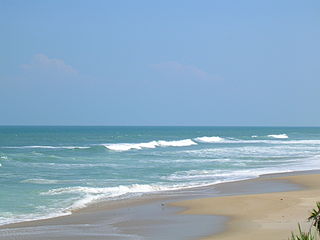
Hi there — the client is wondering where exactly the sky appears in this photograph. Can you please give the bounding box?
[0,0,319,126]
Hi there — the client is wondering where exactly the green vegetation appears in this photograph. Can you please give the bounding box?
[290,224,315,240]
[308,202,320,235]
[290,202,320,240]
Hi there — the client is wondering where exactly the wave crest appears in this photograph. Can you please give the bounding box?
[194,136,225,143]
[104,139,197,151]
[268,134,288,139]
[157,139,197,147]
[41,184,174,209]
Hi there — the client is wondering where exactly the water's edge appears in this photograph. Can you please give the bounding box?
[0,169,314,240]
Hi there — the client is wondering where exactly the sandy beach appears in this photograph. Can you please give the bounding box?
[0,170,319,240]
[173,172,320,240]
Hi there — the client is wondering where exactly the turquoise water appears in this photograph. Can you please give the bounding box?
[1,126,320,225]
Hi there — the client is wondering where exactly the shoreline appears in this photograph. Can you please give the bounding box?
[172,171,320,240]
[0,169,319,239]
[0,169,305,228]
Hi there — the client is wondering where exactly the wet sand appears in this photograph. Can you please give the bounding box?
[173,172,320,240]
[0,170,317,240]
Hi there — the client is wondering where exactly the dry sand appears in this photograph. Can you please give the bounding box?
[172,173,320,240]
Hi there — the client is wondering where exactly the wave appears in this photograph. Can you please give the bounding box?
[104,139,197,151]
[157,139,197,147]
[0,209,71,226]
[41,184,179,210]
[40,179,236,211]
[193,139,320,145]
[41,164,313,211]
[268,134,288,139]
[3,134,320,155]
[165,169,259,181]
[3,136,320,156]
[194,136,225,143]
[164,166,301,182]
[103,141,158,151]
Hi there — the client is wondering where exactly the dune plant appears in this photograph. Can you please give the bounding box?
[289,202,320,240]
[290,224,315,240]
[308,202,320,235]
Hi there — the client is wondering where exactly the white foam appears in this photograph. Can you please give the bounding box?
[41,184,177,210]
[41,180,232,212]
[0,209,71,226]
[103,137,320,151]
[104,139,197,151]
[268,134,288,139]
[194,136,225,143]
[43,184,168,196]
[165,168,293,182]
[194,138,319,145]
[157,139,197,147]
[251,135,258,138]
[103,141,158,151]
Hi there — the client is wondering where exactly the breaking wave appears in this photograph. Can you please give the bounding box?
[194,136,225,143]
[165,169,266,181]
[268,134,289,139]
[41,184,186,210]
[104,139,197,151]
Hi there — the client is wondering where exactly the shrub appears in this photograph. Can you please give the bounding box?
[290,224,315,240]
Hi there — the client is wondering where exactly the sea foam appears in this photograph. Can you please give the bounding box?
[156,139,197,147]
[104,139,197,151]
[41,184,177,210]
[268,134,289,139]
[165,168,291,182]
[194,136,225,143]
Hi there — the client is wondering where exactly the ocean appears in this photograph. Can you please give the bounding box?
[0,126,320,225]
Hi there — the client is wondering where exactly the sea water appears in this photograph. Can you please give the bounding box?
[0,126,320,225]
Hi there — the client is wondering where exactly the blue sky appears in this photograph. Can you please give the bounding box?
[1,0,319,126]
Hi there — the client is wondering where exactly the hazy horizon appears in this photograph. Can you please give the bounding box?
[1,125,320,128]
[1,0,319,126]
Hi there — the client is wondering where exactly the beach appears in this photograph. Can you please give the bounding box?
[1,170,319,240]
[173,171,320,240]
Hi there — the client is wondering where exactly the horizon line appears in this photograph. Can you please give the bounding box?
[0,125,320,128]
